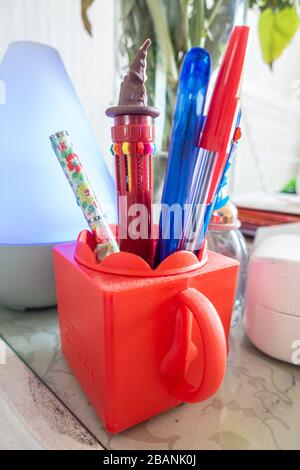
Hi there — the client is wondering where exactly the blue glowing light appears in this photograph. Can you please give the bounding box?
[0,41,117,244]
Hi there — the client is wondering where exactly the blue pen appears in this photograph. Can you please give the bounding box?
[155,48,210,266]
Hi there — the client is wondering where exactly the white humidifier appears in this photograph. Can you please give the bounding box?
[0,41,116,309]
[244,231,300,365]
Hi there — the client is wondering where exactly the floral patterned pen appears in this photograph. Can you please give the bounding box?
[50,131,119,261]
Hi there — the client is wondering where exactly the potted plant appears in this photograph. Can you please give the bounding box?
[81,0,299,197]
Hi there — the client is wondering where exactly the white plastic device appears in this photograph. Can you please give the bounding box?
[244,230,300,365]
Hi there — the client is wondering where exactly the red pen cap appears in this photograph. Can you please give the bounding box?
[200,26,249,152]
[200,25,249,202]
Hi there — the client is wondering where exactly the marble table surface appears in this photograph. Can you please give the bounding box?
[0,304,299,450]
[0,342,103,450]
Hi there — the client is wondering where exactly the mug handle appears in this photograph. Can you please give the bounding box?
[161,287,227,403]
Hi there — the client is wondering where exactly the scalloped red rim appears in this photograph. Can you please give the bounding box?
[74,230,207,278]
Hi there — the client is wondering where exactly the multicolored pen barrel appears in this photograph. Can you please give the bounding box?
[109,115,156,265]
[106,39,159,266]
[50,131,119,261]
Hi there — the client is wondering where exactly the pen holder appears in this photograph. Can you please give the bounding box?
[53,229,239,433]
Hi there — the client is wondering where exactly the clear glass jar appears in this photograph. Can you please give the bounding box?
[207,202,248,326]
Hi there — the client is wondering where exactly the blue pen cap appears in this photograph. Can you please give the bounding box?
[171,48,211,148]
[155,47,211,266]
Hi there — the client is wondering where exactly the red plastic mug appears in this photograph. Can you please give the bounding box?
[53,230,238,433]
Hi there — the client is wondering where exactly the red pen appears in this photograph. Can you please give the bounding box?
[204,25,249,205]
[181,26,249,252]
[106,40,159,266]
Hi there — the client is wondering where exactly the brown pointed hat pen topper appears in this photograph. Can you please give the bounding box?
[106,38,160,118]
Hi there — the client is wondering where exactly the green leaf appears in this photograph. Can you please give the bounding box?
[259,6,300,67]
[146,0,178,84]
[121,0,136,19]
[190,0,205,47]
[81,0,95,36]
[281,177,297,194]
[153,45,167,151]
